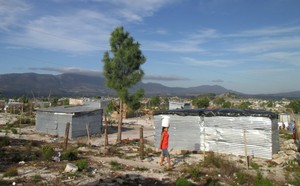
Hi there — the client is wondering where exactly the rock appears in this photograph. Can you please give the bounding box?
[272,154,288,165]
[64,163,78,173]
[116,178,124,185]
[285,150,296,155]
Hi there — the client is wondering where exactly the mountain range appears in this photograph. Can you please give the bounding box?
[0,73,299,99]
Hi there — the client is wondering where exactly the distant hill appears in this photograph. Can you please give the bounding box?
[0,73,299,99]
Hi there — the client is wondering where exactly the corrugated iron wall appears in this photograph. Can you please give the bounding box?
[154,114,279,159]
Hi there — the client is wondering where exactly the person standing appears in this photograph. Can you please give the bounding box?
[159,127,172,170]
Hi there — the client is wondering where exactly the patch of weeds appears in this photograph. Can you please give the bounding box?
[267,160,277,168]
[0,136,10,146]
[188,167,203,181]
[135,166,148,172]
[250,162,261,171]
[40,145,55,161]
[236,171,252,185]
[279,129,293,140]
[110,160,122,171]
[61,149,78,161]
[145,147,154,154]
[66,172,80,179]
[77,142,87,148]
[238,159,243,164]
[0,180,10,186]
[203,152,221,168]
[11,153,24,162]
[176,177,194,186]
[10,128,18,134]
[285,159,300,172]
[31,174,42,183]
[254,171,274,186]
[25,141,32,153]
[76,159,88,171]
[287,172,300,186]
[3,167,18,177]
[206,177,220,186]
[203,152,239,177]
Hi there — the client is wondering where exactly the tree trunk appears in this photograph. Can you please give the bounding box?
[117,99,123,142]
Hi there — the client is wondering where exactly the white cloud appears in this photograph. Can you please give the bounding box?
[29,67,102,76]
[182,57,239,67]
[7,10,120,53]
[144,75,189,81]
[256,51,300,66]
[142,28,218,52]
[230,36,300,53]
[228,26,300,38]
[93,0,174,22]
[0,0,30,30]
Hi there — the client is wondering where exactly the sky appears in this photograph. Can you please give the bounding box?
[1,0,300,95]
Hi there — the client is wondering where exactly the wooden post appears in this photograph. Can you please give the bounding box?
[64,122,70,150]
[86,123,91,147]
[243,129,249,169]
[104,114,108,147]
[140,126,144,160]
[19,104,23,137]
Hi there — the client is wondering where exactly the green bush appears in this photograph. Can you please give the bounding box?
[236,171,250,185]
[188,167,202,181]
[176,177,194,186]
[203,152,221,168]
[40,145,55,160]
[0,136,10,146]
[3,167,18,177]
[32,174,42,183]
[11,153,24,162]
[76,159,88,171]
[287,172,300,186]
[110,160,122,170]
[251,162,260,171]
[61,149,78,161]
[254,172,274,186]
[11,128,18,134]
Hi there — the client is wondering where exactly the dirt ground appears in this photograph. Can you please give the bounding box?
[0,113,300,185]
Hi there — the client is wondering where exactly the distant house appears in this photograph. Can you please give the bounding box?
[169,101,191,110]
[35,105,103,139]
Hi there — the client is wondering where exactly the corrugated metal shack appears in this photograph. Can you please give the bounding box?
[36,105,103,139]
[154,108,279,159]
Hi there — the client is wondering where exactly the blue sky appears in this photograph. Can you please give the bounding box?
[1,0,300,94]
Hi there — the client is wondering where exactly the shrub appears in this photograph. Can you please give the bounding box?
[110,160,122,170]
[287,172,300,186]
[11,128,18,134]
[61,149,78,161]
[12,153,24,162]
[254,171,274,186]
[135,166,148,171]
[76,159,88,171]
[236,171,250,185]
[176,177,194,186]
[40,145,55,160]
[32,174,42,183]
[187,167,202,181]
[0,136,10,146]
[251,162,260,171]
[203,152,221,168]
[3,167,18,177]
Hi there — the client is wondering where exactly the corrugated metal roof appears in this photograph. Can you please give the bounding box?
[154,108,277,119]
[37,105,101,113]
